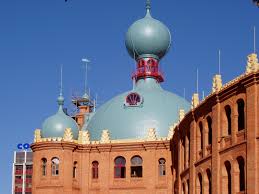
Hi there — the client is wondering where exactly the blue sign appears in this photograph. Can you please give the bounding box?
[17,143,30,150]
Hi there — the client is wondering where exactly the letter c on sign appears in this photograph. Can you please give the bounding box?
[17,144,23,150]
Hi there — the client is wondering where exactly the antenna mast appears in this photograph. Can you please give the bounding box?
[218,49,221,74]
[254,26,256,53]
[196,68,199,94]
[60,65,63,96]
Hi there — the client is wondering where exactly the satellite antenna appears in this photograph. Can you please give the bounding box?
[82,58,90,96]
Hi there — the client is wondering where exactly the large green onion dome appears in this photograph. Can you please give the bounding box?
[125,4,171,60]
[84,1,190,140]
[86,78,190,140]
[41,95,79,139]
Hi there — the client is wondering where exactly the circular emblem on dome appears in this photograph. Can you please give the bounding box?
[124,92,143,107]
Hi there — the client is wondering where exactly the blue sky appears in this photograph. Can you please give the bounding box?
[0,0,258,193]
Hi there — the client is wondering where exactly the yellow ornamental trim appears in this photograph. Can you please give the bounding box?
[34,129,42,143]
[78,130,91,145]
[63,128,73,142]
[146,128,157,141]
[100,129,111,144]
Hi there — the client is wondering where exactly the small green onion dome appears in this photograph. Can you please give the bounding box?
[125,9,171,60]
[41,95,79,139]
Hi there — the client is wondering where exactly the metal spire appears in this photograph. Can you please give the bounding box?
[57,64,65,107]
[82,58,90,95]
[218,49,221,75]
[60,65,63,96]
[196,68,199,94]
[254,26,256,53]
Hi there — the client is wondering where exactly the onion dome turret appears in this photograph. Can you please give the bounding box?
[125,0,171,82]
[41,94,79,139]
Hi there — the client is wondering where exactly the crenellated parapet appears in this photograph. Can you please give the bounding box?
[100,129,111,143]
[78,130,91,144]
[146,128,157,141]
[246,53,259,74]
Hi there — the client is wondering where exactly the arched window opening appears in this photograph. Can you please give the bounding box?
[225,161,232,194]
[187,179,190,194]
[92,161,99,179]
[197,122,203,159]
[41,158,47,176]
[237,99,245,131]
[207,117,212,145]
[73,161,77,178]
[225,105,232,135]
[237,156,245,191]
[158,158,166,176]
[182,138,185,169]
[198,173,203,194]
[131,156,143,177]
[206,169,212,194]
[114,156,126,178]
[51,157,59,176]
[182,183,186,194]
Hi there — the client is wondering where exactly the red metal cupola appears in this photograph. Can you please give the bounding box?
[132,57,164,83]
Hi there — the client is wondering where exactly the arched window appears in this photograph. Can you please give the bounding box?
[114,156,126,178]
[131,156,143,177]
[206,169,212,194]
[225,105,232,135]
[187,179,190,194]
[237,99,245,131]
[92,161,99,179]
[207,117,212,145]
[197,122,203,158]
[197,173,203,194]
[224,161,232,194]
[182,182,186,194]
[158,158,166,176]
[237,156,245,191]
[41,158,47,176]
[51,157,59,176]
[73,161,77,178]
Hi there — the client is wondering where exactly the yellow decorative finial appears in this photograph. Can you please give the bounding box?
[246,53,259,74]
[63,128,73,142]
[192,93,199,109]
[212,74,222,93]
[34,129,42,143]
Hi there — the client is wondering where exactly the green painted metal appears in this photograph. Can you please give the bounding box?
[41,95,79,139]
[125,8,171,60]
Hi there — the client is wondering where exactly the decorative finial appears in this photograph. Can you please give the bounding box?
[146,0,151,10]
[82,58,90,97]
[145,0,152,17]
[57,65,64,106]
[212,74,222,92]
